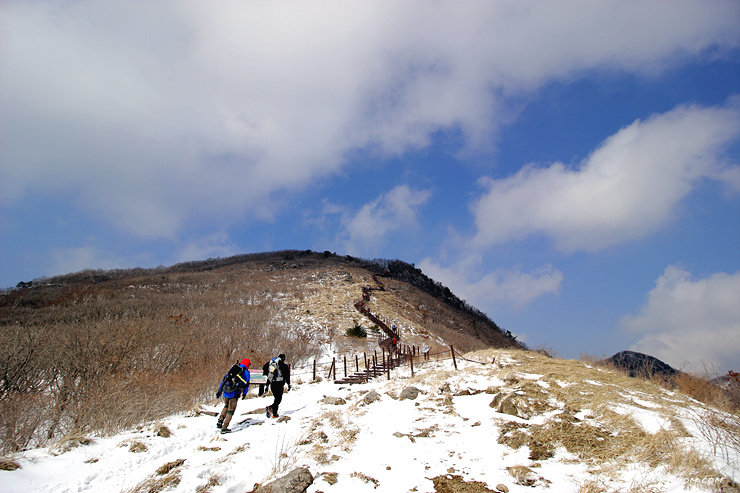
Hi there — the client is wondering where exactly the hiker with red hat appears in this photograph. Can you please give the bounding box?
[216,358,251,434]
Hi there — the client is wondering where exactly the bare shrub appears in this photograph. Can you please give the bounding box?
[0,392,46,454]
[0,272,287,452]
[0,322,55,397]
[687,406,740,473]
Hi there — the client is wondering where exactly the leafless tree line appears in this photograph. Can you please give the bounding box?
[0,271,321,455]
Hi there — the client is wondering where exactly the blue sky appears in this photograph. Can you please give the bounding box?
[2,0,739,374]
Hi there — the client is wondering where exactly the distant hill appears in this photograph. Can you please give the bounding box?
[600,350,680,380]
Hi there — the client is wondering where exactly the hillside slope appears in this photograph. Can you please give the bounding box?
[3,250,519,354]
[0,250,522,455]
[3,349,738,493]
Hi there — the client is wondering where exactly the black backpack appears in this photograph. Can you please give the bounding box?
[217,362,244,397]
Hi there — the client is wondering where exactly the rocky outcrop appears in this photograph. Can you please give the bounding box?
[362,390,381,405]
[253,467,313,493]
[399,386,422,401]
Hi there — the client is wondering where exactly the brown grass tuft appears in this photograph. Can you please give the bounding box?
[127,440,147,453]
[0,457,21,470]
[123,472,182,493]
[155,458,185,476]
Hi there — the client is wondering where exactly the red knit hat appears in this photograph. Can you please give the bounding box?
[241,358,251,368]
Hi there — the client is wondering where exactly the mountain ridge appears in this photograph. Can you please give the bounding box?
[4,249,522,352]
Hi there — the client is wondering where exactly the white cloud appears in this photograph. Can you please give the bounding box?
[173,233,239,265]
[418,255,563,311]
[623,266,740,375]
[471,102,740,252]
[1,1,738,238]
[342,185,431,255]
[49,245,127,277]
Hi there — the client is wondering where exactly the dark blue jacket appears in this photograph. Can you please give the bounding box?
[218,364,250,399]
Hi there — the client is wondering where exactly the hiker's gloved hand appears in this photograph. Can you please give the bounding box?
[216,391,221,399]
[287,385,291,391]
[241,393,247,400]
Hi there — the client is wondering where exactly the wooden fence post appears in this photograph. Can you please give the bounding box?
[344,356,347,377]
[410,353,414,377]
[329,358,336,380]
[450,345,457,370]
[355,354,359,372]
[313,359,316,381]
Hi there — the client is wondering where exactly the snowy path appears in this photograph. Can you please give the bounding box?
[4,355,737,493]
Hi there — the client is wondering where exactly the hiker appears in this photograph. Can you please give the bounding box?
[216,358,251,433]
[262,353,291,418]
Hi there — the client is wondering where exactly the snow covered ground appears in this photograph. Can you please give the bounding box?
[3,350,738,493]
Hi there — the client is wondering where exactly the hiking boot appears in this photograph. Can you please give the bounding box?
[265,406,272,418]
[272,413,279,418]
[216,420,223,429]
[220,427,231,434]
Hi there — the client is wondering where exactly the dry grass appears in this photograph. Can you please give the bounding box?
[577,479,609,493]
[350,471,380,488]
[51,434,94,455]
[195,472,224,493]
[117,438,148,454]
[121,458,188,493]
[153,423,171,438]
[321,472,339,485]
[0,457,21,470]
[155,459,186,476]
[264,430,300,481]
[196,445,221,452]
[123,472,182,493]
[464,348,735,485]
